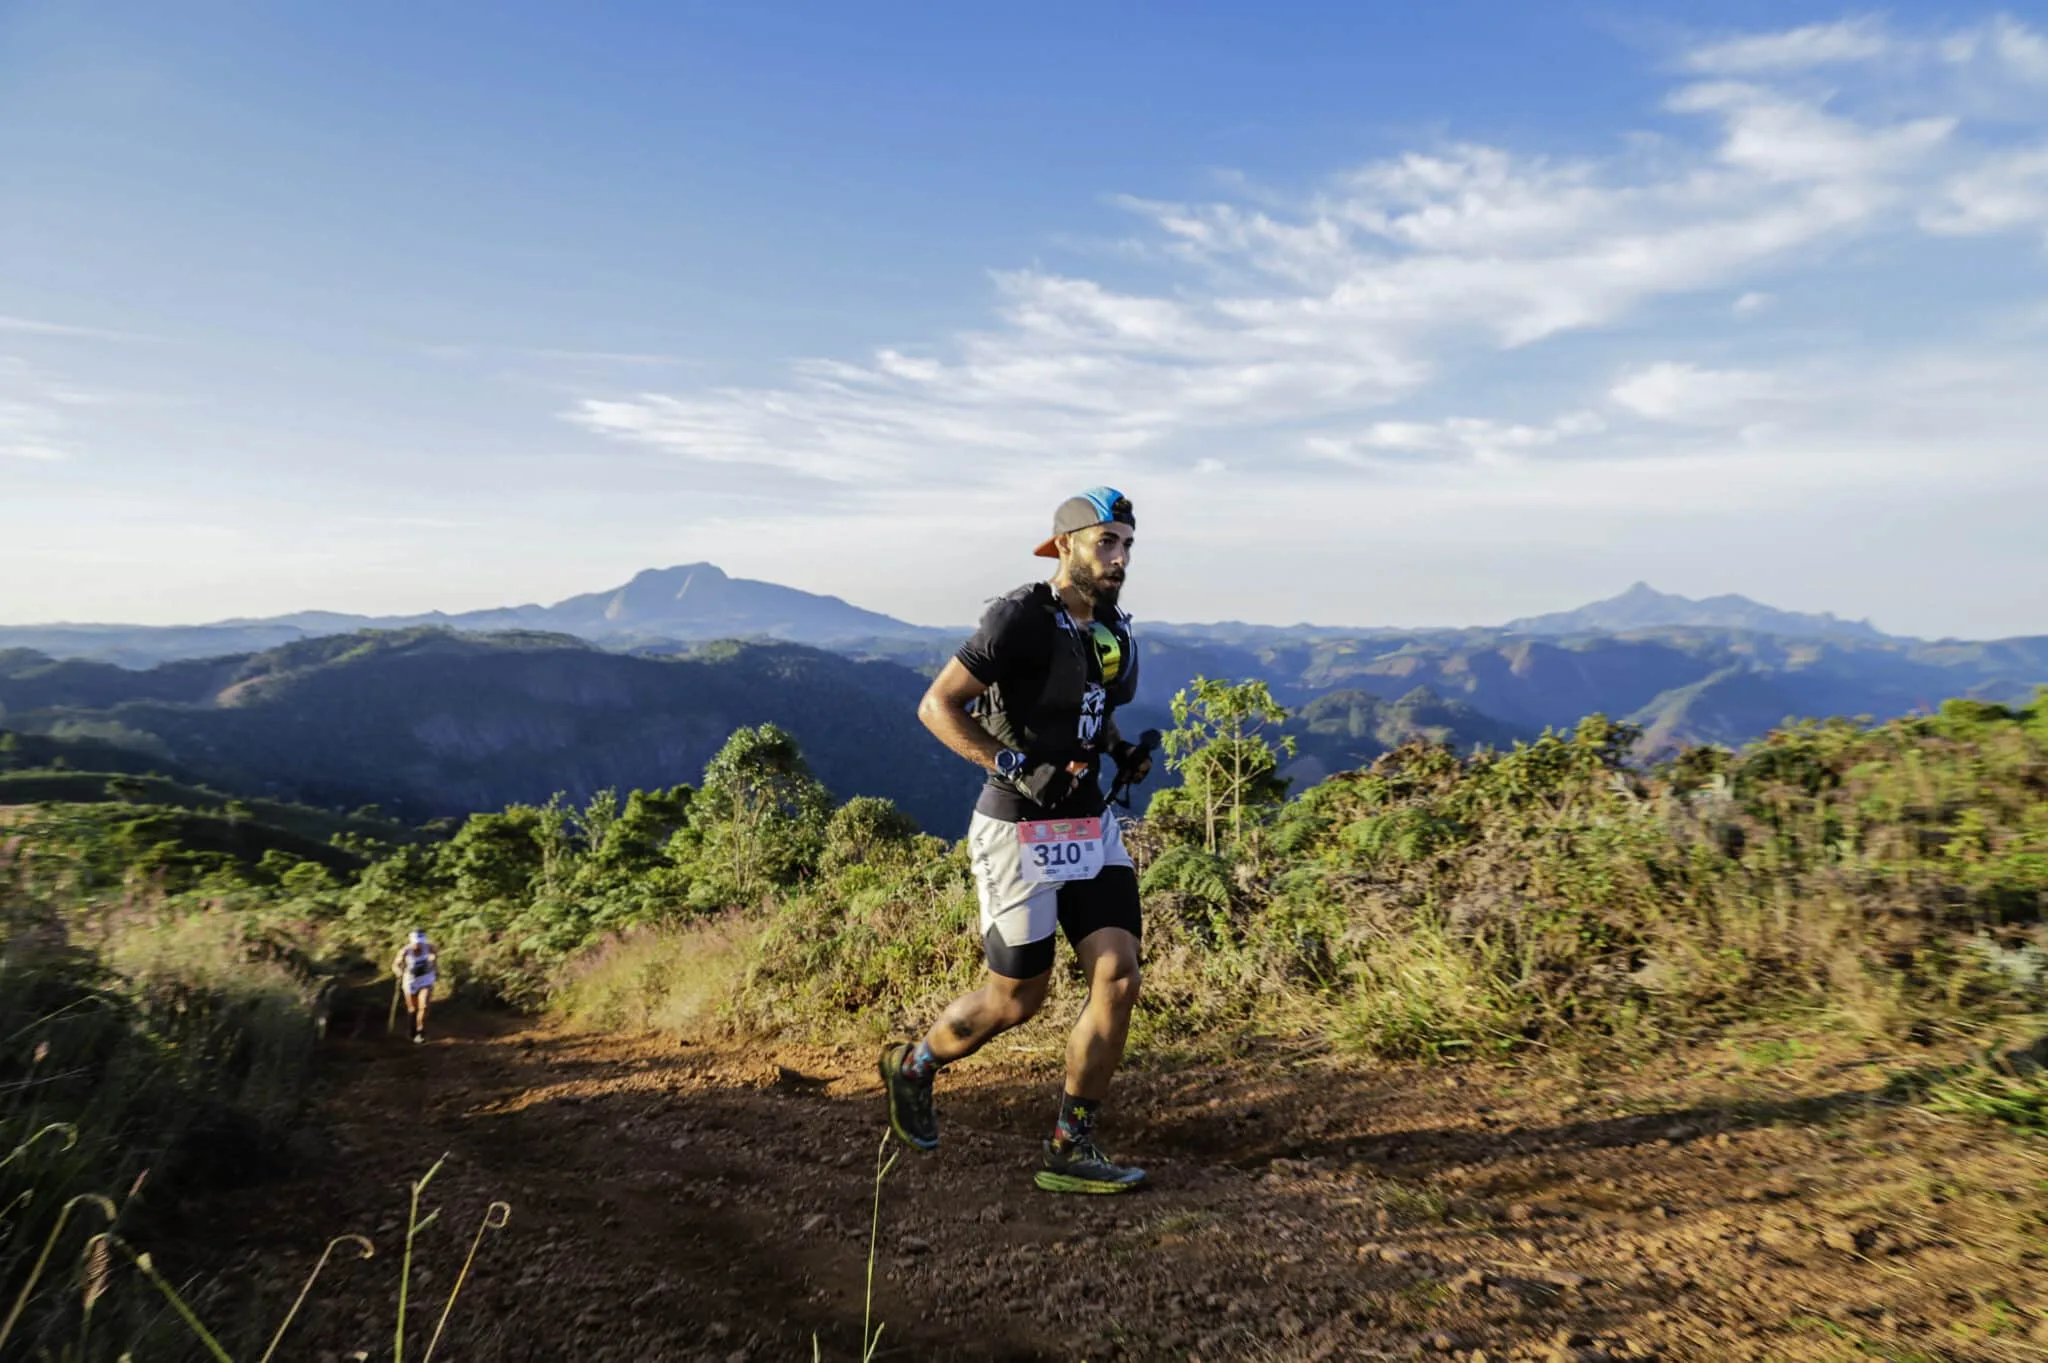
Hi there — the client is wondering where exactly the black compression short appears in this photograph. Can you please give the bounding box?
[981,865,1142,979]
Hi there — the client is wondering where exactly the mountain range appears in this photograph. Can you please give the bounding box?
[1501,581,1891,642]
[1,571,2042,828]
[0,630,979,830]
[0,564,947,669]
[0,574,1957,668]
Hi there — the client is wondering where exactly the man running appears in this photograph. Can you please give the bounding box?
[393,928,438,1044]
[883,487,1155,1193]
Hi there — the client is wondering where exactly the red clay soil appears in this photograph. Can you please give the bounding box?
[174,1009,2048,1363]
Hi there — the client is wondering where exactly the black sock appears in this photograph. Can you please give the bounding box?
[1052,1092,1099,1151]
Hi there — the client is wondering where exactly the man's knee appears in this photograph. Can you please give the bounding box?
[986,973,1050,1027]
[1096,956,1141,1012]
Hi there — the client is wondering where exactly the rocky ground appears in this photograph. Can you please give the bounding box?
[172,1010,2048,1362]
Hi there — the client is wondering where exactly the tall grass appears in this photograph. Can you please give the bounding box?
[0,836,323,1358]
[556,699,2048,1061]
[552,916,758,1036]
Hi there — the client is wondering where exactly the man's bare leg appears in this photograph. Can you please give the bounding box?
[1065,927,1141,1101]
[1032,927,1146,1191]
[922,969,1050,1063]
[883,968,1049,1152]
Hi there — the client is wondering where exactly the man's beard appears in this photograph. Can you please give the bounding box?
[1071,561,1125,610]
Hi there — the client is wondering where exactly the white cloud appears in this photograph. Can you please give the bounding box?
[0,401,69,461]
[1683,18,1894,75]
[570,16,2048,496]
[1307,411,1605,468]
[1610,363,1779,423]
[1667,81,1955,183]
[427,343,699,367]
[1922,145,2048,234]
[1944,15,2048,84]
[0,358,100,461]
[0,315,139,341]
[1991,14,2048,82]
[546,14,2048,636]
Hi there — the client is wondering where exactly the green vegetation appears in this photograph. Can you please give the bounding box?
[10,682,2048,1068]
[554,685,2048,1069]
[4,679,2047,1355]
[1156,677,1296,854]
[1,839,326,1358]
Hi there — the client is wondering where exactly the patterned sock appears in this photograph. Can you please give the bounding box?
[1052,1092,1099,1152]
[899,1039,942,1082]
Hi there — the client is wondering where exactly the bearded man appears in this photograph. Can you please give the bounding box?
[881,487,1155,1194]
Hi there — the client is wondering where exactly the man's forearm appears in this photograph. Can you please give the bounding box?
[920,695,1004,772]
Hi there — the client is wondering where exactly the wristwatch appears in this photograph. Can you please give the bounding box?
[994,747,1027,779]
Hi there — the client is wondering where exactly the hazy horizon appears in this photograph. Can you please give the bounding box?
[0,565,1938,642]
[7,3,2047,638]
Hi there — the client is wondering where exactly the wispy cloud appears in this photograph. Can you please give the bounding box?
[1921,145,2048,235]
[0,315,147,342]
[550,14,2048,638]
[0,357,108,461]
[565,13,2048,503]
[1610,363,1780,423]
[1682,18,1894,76]
[1307,412,1606,469]
[425,343,699,367]
[526,348,699,367]
[0,403,68,461]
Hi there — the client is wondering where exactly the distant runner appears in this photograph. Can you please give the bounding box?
[883,487,1155,1194]
[393,928,438,1044]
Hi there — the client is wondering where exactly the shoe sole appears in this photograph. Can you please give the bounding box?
[878,1049,938,1153]
[1034,1170,1145,1195]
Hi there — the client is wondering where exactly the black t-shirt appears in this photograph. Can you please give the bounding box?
[955,583,1132,819]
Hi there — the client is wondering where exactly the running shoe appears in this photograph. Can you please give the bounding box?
[878,1043,938,1152]
[1035,1138,1146,1194]
[412,1031,425,1045]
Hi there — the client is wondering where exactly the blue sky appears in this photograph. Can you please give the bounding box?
[4,2,2047,638]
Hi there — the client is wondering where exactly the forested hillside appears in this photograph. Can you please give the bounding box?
[1137,626,2048,755]
[0,629,979,831]
[9,570,2046,780]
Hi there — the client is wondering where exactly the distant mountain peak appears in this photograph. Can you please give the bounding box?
[1504,583,1893,642]
[531,562,934,644]
[623,562,726,591]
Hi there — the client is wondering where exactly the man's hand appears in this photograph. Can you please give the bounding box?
[1111,730,1161,787]
[1019,759,1087,807]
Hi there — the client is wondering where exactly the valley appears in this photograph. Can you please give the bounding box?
[4,572,2045,832]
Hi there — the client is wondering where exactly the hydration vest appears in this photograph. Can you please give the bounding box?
[972,582,1140,767]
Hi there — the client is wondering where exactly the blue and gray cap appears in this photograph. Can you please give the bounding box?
[1032,486,1135,560]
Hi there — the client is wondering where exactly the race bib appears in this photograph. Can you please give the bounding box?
[1019,817,1105,884]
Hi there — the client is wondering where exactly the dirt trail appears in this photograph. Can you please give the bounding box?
[182,1010,2048,1363]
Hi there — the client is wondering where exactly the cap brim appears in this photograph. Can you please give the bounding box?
[1032,537,1060,559]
